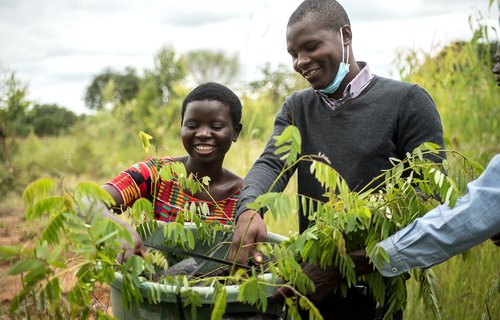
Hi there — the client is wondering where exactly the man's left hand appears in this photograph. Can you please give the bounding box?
[270,262,342,304]
[270,249,372,304]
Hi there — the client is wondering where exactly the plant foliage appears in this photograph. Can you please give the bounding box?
[1,126,482,320]
[247,125,481,319]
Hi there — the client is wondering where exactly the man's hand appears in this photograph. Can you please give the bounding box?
[271,262,343,304]
[270,249,372,304]
[228,209,267,266]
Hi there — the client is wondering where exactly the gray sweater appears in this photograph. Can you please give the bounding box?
[237,75,445,233]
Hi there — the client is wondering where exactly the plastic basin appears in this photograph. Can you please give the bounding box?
[110,222,287,319]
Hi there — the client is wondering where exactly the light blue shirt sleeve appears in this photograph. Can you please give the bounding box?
[374,154,500,277]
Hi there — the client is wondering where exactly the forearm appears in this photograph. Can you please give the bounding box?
[236,108,294,219]
[78,184,140,244]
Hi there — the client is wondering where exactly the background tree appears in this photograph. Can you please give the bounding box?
[0,67,31,197]
[143,45,187,105]
[98,46,189,145]
[186,49,240,86]
[84,67,140,110]
[26,103,80,136]
[249,63,308,111]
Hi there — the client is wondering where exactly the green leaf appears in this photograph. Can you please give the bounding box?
[417,269,441,319]
[24,263,50,285]
[139,131,154,152]
[9,287,30,315]
[75,181,115,207]
[41,212,66,244]
[22,178,54,208]
[0,245,22,260]
[131,198,154,220]
[182,289,201,319]
[273,125,302,165]
[187,229,195,250]
[26,196,65,220]
[124,255,145,277]
[7,259,45,276]
[237,277,268,312]
[45,277,62,304]
[95,230,120,245]
[211,285,227,320]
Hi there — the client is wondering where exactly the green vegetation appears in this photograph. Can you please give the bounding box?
[1,4,499,318]
[392,38,500,320]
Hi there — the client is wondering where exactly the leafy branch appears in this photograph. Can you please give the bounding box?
[246,125,482,319]
[2,126,482,320]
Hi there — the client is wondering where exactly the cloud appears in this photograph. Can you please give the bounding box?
[345,0,491,22]
[0,0,498,114]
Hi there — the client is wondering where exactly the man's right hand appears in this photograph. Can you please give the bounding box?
[228,209,267,266]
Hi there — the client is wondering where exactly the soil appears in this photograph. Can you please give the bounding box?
[0,206,112,319]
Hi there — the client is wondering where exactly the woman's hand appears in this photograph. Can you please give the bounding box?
[117,225,147,264]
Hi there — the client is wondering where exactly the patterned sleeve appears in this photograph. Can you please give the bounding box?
[105,157,165,206]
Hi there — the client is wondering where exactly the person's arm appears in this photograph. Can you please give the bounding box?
[91,159,161,263]
[397,84,446,161]
[229,100,296,265]
[101,184,146,263]
[374,154,500,277]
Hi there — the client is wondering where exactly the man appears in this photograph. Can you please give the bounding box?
[270,41,500,315]
[493,42,500,86]
[229,0,445,318]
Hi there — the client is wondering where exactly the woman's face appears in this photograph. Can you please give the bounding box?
[181,99,240,164]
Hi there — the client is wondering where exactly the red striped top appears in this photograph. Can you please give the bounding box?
[105,157,239,225]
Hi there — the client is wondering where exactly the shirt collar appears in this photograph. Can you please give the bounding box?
[316,61,373,100]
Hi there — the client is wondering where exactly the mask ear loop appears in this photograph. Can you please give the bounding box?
[340,27,349,65]
[345,41,349,65]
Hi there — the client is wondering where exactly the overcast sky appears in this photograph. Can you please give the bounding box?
[0,0,498,114]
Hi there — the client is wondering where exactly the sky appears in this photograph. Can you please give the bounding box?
[0,0,499,114]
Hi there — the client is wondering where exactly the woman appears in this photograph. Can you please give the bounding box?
[101,82,243,263]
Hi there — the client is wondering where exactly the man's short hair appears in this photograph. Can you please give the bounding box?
[288,0,350,31]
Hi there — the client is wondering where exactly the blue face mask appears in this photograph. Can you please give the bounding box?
[319,27,350,94]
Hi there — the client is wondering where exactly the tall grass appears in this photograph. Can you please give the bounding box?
[405,243,499,319]
[392,37,500,319]
[395,40,500,164]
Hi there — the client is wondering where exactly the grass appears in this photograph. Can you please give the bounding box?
[405,243,499,319]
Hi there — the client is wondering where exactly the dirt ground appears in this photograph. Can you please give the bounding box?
[0,204,112,319]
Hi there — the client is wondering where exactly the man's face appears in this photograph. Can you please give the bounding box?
[286,14,343,91]
[493,43,500,86]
